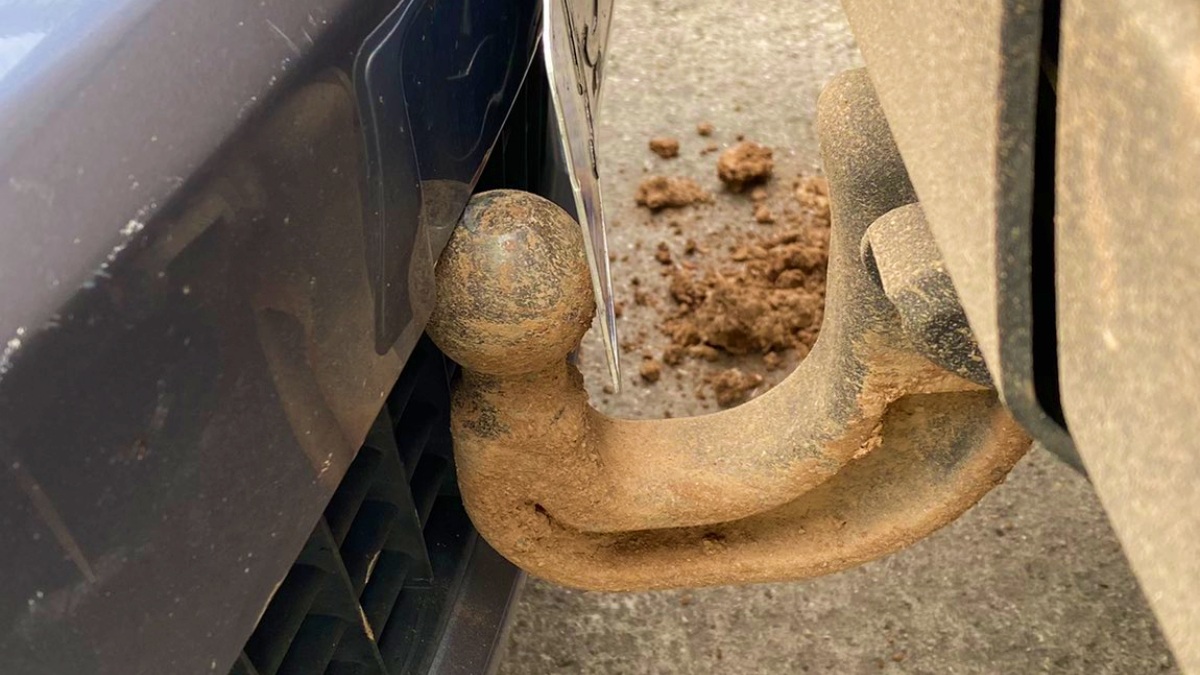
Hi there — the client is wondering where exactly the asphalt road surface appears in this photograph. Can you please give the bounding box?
[496,2,1177,673]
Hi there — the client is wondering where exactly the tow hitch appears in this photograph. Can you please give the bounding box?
[426,69,1031,591]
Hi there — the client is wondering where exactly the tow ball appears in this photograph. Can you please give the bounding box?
[426,70,1030,591]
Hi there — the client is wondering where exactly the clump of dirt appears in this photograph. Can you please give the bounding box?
[620,157,830,409]
[639,356,662,383]
[662,342,720,366]
[717,141,774,192]
[635,176,713,210]
[661,223,828,363]
[633,285,655,307]
[649,137,680,159]
[696,122,714,136]
[762,351,782,371]
[753,204,775,224]
[706,368,764,407]
[654,242,672,265]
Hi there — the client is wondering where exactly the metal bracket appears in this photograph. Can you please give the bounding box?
[425,69,1030,591]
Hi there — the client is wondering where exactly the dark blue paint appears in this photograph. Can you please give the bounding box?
[0,0,541,672]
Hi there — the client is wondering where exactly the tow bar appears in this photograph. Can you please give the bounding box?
[426,69,1031,591]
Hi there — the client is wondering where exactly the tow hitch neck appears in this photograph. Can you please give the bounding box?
[426,69,1031,591]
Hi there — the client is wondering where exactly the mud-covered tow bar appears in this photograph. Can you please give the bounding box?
[426,69,1031,591]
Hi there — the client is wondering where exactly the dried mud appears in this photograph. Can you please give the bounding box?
[635,176,713,210]
[649,137,681,159]
[621,134,833,406]
[716,141,775,193]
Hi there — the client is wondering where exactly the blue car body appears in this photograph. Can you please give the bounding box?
[0,0,554,672]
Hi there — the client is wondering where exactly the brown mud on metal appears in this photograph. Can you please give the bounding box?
[426,70,1031,592]
[426,190,595,378]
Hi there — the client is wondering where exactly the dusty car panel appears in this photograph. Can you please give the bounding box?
[0,0,539,672]
[1056,0,1200,670]
[839,0,1080,470]
[845,0,1200,669]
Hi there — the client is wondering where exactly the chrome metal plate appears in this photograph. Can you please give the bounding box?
[543,0,619,388]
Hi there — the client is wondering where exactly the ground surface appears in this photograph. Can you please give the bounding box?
[496,1,1178,672]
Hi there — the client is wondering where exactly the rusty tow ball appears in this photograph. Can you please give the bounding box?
[425,69,1031,591]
